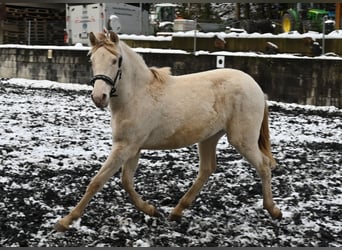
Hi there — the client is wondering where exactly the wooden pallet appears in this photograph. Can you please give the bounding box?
[1,20,21,32]
[2,4,65,45]
[5,6,63,19]
[24,7,50,15]
[3,30,19,37]
[5,7,20,13]
[3,32,25,44]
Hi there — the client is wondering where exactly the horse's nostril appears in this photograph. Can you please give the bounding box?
[102,93,107,101]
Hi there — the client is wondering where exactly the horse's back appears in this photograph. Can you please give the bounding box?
[173,68,265,108]
[176,68,261,90]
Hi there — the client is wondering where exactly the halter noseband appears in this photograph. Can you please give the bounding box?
[89,56,123,97]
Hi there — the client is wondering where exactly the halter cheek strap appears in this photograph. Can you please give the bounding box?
[89,56,123,97]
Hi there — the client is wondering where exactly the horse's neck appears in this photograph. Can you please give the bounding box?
[122,42,151,81]
[113,43,152,102]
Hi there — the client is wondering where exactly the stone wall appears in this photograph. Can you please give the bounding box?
[0,46,341,107]
[0,47,90,84]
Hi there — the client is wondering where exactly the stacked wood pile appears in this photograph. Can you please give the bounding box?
[0,4,65,45]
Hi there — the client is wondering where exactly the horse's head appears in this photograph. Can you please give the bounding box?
[89,31,122,108]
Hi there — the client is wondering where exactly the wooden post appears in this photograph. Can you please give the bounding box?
[244,3,250,19]
[336,3,341,29]
[0,20,3,44]
[236,3,240,20]
[0,4,5,44]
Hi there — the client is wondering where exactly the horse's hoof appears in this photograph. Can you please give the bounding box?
[271,207,282,220]
[54,221,69,232]
[168,213,182,223]
[146,204,160,217]
[274,210,283,220]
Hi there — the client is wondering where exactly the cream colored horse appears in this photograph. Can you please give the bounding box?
[55,31,282,232]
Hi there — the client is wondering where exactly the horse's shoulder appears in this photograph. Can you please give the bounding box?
[150,67,171,84]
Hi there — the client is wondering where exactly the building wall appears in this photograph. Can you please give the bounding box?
[0,46,341,107]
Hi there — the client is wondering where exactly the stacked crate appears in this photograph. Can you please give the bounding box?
[0,4,65,45]
[0,6,24,44]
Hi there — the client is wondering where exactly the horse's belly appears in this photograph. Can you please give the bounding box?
[143,131,218,150]
[142,116,223,150]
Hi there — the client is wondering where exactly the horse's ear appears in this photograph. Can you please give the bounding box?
[89,32,98,46]
[109,31,119,44]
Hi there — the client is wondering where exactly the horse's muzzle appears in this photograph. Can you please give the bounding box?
[91,92,109,108]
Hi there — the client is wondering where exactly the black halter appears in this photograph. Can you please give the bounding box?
[89,56,123,97]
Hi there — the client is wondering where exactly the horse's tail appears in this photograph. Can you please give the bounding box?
[258,101,277,168]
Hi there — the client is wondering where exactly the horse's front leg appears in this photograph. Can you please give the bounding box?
[121,153,159,217]
[55,142,138,232]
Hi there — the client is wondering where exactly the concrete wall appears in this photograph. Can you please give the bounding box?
[0,46,341,107]
[0,48,90,84]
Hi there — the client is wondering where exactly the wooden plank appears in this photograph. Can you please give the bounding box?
[2,23,20,32]
[24,7,50,14]
[336,3,341,29]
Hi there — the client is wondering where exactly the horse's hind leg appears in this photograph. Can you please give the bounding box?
[169,131,224,221]
[121,152,159,217]
[227,125,282,219]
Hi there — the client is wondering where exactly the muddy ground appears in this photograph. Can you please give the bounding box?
[0,79,341,247]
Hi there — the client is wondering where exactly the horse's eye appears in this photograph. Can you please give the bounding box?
[112,59,117,65]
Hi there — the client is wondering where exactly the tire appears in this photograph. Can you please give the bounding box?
[282,13,296,32]
[241,20,257,33]
[162,24,173,32]
[302,20,311,33]
[256,19,274,34]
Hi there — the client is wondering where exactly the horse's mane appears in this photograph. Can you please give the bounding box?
[150,67,171,84]
[89,32,120,56]
[90,31,171,85]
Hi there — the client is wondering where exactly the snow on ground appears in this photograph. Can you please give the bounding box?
[0,78,341,247]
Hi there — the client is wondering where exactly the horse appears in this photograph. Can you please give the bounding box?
[55,31,282,232]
